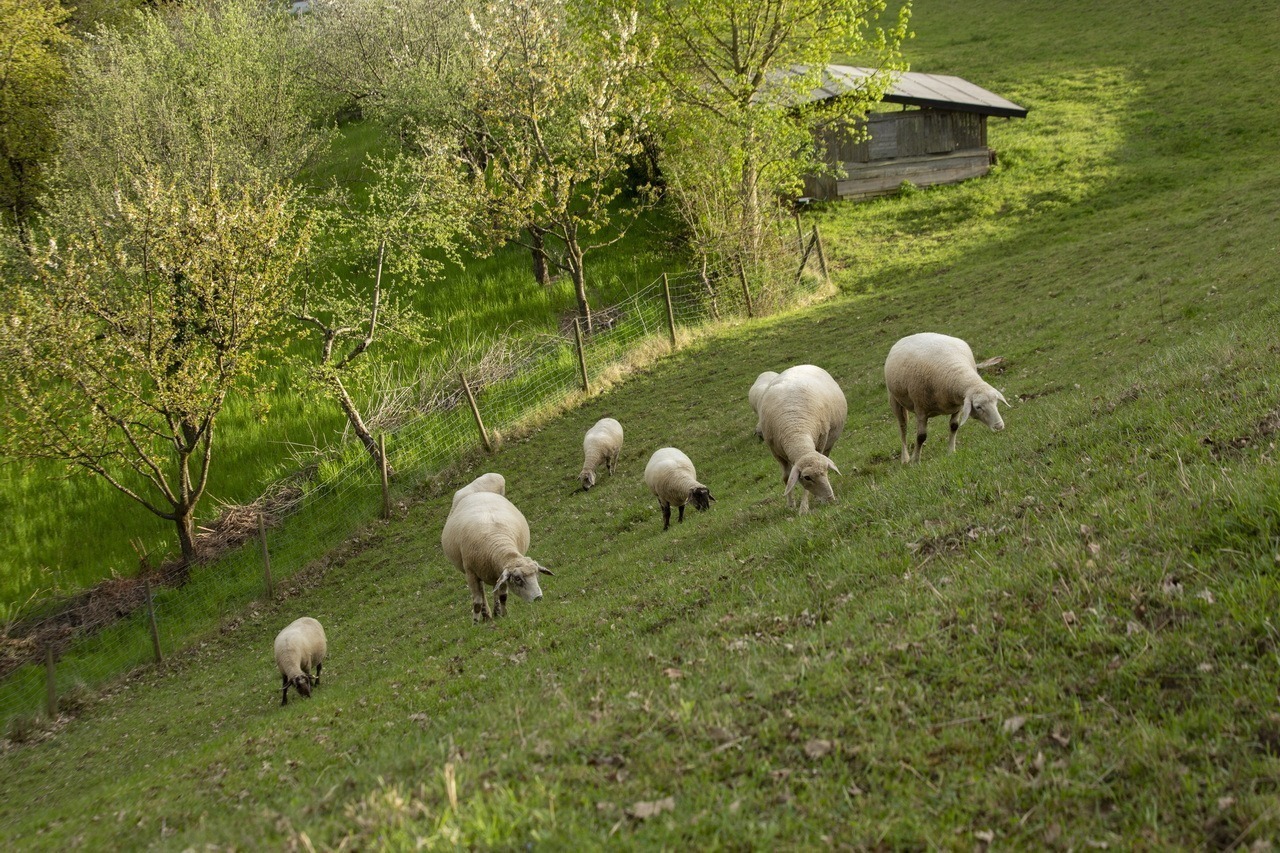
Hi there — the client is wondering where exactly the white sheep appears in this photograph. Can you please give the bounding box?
[441,489,554,623]
[884,332,1008,464]
[757,364,847,513]
[748,371,779,440]
[450,472,506,510]
[579,417,623,490]
[644,447,715,530]
[274,616,326,706]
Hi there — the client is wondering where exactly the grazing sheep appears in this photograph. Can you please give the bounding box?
[274,617,326,706]
[749,371,780,440]
[644,447,715,530]
[884,332,1008,464]
[757,365,847,513]
[580,417,624,490]
[441,490,554,624]
[451,472,506,510]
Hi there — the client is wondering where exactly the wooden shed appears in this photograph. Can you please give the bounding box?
[798,65,1027,202]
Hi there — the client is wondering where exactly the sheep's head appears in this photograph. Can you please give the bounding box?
[785,452,841,502]
[292,674,313,699]
[580,469,597,491]
[689,486,716,511]
[496,557,555,603]
[962,387,1008,431]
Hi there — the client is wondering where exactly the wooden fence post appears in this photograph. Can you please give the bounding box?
[813,223,830,282]
[796,230,818,285]
[258,513,274,601]
[662,273,678,350]
[737,259,755,319]
[459,372,493,452]
[379,434,392,520]
[143,578,163,663]
[573,318,591,394]
[794,212,805,254]
[44,646,57,718]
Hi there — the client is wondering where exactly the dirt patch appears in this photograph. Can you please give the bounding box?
[1201,407,1280,460]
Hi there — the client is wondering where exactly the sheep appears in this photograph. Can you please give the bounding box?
[274,616,326,706]
[644,447,715,530]
[884,332,1008,464]
[748,371,780,440]
[757,364,847,513]
[579,417,623,490]
[441,490,554,624]
[451,472,506,510]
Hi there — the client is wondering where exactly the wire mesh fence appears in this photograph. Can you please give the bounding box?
[0,227,832,734]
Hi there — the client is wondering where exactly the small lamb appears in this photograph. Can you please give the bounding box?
[748,371,780,440]
[580,417,623,490]
[274,616,326,706]
[644,447,715,530]
[884,332,1008,463]
[441,483,554,624]
[757,365,847,513]
[451,471,506,510]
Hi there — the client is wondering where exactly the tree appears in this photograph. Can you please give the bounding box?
[0,0,323,565]
[294,150,469,471]
[0,173,309,564]
[458,0,658,332]
[0,0,71,236]
[644,0,910,284]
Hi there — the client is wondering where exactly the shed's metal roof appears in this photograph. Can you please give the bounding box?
[800,65,1028,119]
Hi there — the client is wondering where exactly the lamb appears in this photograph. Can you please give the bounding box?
[757,364,847,513]
[274,616,326,706]
[451,472,506,510]
[441,489,554,623]
[748,371,779,440]
[884,332,1008,464]
[644,447,715,530]
[579,417,623,490]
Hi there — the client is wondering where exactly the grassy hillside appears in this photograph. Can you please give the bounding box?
[3,0,1278,847]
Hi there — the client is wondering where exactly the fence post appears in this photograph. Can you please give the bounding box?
[796,230,818,285]
[143,578,163,663]
[662,273,678,350]
[258,512,275,600]
[737,258,755,319]
[379,434,392,519]
[794,212,805,254]
[573,318,591,394]
[813,223,830,282]
[459,372,493,452]
[44,646,56,718]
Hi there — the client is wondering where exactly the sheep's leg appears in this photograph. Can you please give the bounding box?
[678,504,686,524]
[660,501,671,530]
[948,413,962,453]
[465,569,490,623]
[607,453,616,475]
[281,673,290,706]
[313,662,322,685]
[494,587,507,618]
[891,396,909,463]
[799,490,811,514]
[779,459,796,507]
[912,412,928,463]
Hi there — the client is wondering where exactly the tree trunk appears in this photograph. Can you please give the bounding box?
[332,373,386,472]
[174,507,198,566]
[565,238,591,333]
[528,226,552,286]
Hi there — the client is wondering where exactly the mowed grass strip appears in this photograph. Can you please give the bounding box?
[3,0,1279,847]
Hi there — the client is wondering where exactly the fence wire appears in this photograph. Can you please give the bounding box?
[0,231,830,734]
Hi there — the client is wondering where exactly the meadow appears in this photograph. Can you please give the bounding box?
[1,0,1278,847]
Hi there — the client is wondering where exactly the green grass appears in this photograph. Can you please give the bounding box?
[4,0,1280,846]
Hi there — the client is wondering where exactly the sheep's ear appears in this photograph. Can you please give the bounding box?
[537,564,555,576]
[826,458,841,475]
[959,396,973,427]
[784,465,800,495]
[996,389,1009,406]
[495,569,511,588]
